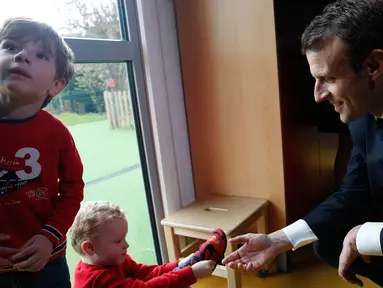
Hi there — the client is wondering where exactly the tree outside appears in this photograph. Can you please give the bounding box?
[48,0,131,124]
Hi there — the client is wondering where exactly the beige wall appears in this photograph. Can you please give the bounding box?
[175,0,286,230]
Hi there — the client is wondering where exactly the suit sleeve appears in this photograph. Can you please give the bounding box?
[38,125,84,245]
[303,144,371,241]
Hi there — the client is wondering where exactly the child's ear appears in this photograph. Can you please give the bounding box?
[81,240,95,256]
[48,78,66,98]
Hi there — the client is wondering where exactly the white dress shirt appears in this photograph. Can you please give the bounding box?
[282,219,383,256]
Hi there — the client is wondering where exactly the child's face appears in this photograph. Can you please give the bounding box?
[0,38,64,109]
[92,218,129,266]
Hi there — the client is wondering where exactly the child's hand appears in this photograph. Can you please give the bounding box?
[0,234,19,267]
[10,235,53,272]
[191,260,215,279]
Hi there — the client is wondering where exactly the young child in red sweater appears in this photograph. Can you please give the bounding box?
[70,201,227,288]
[0,17,84,287]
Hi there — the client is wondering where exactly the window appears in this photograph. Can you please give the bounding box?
[52,63,158,271]
[0,0,122,39]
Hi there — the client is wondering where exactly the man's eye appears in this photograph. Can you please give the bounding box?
[325,77,336,83]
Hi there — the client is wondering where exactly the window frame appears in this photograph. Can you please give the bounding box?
[64,39,135,62]
[135,0,196,262]
[63,0,195,264]
[63,0,165,264]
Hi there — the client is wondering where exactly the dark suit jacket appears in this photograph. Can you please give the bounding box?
[304,114,383,249]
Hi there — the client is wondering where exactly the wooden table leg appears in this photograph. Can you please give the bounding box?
[163,226,181,262]
[256,206,268,234]
[225,237,242,288]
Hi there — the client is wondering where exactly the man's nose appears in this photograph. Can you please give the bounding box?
[314,80,329,103]
[14,50,30,65]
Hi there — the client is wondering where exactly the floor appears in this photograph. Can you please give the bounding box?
[193,246,378,288]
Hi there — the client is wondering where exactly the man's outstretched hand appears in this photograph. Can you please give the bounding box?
[222,230,292,273]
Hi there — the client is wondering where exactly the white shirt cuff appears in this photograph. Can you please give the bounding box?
[282,219,318,251]
[356,222,383,256]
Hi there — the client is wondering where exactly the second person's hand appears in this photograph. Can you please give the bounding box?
[222,230,292,273]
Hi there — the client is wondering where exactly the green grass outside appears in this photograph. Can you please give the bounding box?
[62,119,156,284]
[66,120,141,183]
[55,112,107,126]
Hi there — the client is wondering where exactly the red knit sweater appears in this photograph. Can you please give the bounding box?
[74,255,197,288]
[0,110,84,271]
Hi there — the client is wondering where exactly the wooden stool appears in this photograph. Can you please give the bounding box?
[161,194,269,288]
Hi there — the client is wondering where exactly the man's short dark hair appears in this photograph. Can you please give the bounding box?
[0,17,75,108]
[301,0,383,72]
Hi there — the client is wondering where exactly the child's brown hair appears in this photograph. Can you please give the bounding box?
[0,17,75,107]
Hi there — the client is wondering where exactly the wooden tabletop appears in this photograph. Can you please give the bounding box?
[161,194,268,235]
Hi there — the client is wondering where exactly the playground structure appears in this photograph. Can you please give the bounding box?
[104,90,135,129]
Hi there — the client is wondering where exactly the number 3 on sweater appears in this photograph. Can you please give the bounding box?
[15,147,42,180]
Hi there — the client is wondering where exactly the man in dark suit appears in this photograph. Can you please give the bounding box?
[223,1,383,286]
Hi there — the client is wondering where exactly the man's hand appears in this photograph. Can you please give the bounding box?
[10,235,53,272]
[0,234,19,268]
[222,230,292,273]
[339,225,370,287]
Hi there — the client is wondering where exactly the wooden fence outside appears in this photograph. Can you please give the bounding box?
[104,91,135,129]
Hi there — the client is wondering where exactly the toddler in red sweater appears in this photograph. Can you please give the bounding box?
[70,201,227,288]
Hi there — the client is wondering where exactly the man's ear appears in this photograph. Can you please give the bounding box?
[48,78,66,98]
[366,49,383,81]
[81,240,96,256]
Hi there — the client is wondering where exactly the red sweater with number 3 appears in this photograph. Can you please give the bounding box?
[0,110,84,271]
[74,254,197,288]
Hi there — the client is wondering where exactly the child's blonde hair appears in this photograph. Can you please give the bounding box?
[70,201,126,256]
